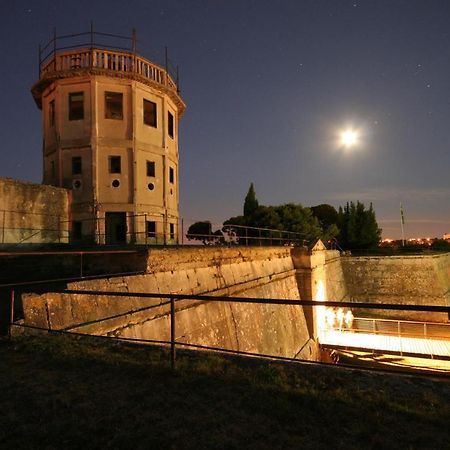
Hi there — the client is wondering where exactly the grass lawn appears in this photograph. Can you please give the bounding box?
[0,333,449,449]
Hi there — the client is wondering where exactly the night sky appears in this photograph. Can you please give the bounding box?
[1,0,450,239]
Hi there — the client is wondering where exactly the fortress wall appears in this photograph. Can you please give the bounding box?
[324,250,348,302]
[0,177,70,244]
[341,253,450,321]
[23,246,318,360]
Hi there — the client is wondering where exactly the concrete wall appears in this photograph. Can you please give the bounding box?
[22,246,318,360]
[341,253,450,321]
[0,178,70,244]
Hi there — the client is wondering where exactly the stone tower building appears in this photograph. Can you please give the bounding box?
[31,30,185,244]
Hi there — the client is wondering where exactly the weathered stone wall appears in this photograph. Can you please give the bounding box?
[341,253,450,321]
[0,177,70,244]
[23,246,318,360]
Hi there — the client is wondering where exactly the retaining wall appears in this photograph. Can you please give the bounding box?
[341,253,450,321]
[23,246,318,360]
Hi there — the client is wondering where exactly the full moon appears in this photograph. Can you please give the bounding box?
[340,129,359,148]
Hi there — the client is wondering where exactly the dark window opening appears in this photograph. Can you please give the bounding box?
[109,156,121,174]
[112,179,120,188]
[72,221,82,240]
[49,100,55,127]
[168,111,174,138]
[69,92,84,121]
[143,99,157,127]
[105,91,123,120]
[72,156,82,175]
[148,182,155,191]
[169,167,174,184]
[170,223,175,240]
[147,161,155,177]
[146,221,156,238]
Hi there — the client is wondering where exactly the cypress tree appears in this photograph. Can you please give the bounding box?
[243,183,259,217]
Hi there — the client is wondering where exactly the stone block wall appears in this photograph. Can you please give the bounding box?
[0,178,70,244]
[341,253,450,321]
[22,246,318,360]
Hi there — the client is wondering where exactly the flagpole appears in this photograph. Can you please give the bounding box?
[400,202,405,246]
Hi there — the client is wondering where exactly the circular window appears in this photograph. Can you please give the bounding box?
[112,179,120,188]
[72,179,82,190]
[148,182,155,191]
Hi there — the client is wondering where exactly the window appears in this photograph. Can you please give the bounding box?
[69,92,84,121]
[168,111,174,138]
[105,91,123,119]
[72,221,82,240]
[109,156,121,174]
[143,99,157,127]
[170,223,175,240]
[72,156,82,175]
[146,221,156,238]
[147,161,155,177]
[49,100,55,127]
[169,167,174,184]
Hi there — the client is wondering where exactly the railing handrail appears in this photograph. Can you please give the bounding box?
[39,46,178,93]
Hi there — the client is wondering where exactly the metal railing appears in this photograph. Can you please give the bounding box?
[0,211,314,248]
[7,289,450,370]
[38,25,179,94]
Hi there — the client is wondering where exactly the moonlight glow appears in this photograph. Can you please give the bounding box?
[340,129,359,148]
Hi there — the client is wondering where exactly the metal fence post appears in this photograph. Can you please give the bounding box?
[8,290,14,340]
[170,297,176,370]
[2,210,6,244]
[398,321,402,356]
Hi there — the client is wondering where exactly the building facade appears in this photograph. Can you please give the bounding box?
[32,39,186,244]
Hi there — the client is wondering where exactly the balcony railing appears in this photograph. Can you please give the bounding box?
[40,48,177,93]
[38,27,179,93]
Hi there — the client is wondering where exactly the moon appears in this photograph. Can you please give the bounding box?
[340,129,359,148]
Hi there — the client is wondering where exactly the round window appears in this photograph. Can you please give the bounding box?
[72,179,82,190]
[112,179,120,188]
[148,182,155,191]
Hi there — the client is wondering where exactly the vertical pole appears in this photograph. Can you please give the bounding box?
[38,43,42,77]
[144,213,148,245]
[132,28,137,73]
[259,229,262,246]
[181,218,184,245]
[90,21,94,68]
[2,210,6,244]
[165,46,169,86]
[400,202,405,247]
[53,27,57,71]
[8,290,15,340]
[245,227,248,246]
[170,297,176,370]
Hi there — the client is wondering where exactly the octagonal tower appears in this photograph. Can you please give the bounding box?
[31,29,186,244]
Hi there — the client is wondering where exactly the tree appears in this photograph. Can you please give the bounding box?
[186,221,215,244]
[243,183,259,217]
[337,201,381,250]
[311,204,338,230]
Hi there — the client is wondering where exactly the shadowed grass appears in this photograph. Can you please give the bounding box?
[0,333,449,449]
